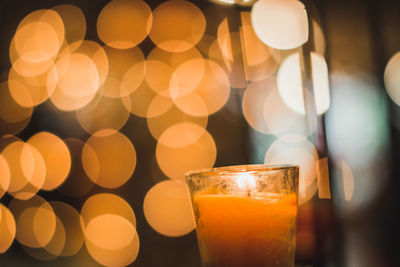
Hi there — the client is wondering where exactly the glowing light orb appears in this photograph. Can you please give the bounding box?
[150,0,206,52]
[143,180,195,237]
[264,135,318,205]
[97,0,152,49]
[156,127,216,181]
[0,204,16,253]
[251,0,308,50]
[82,130,136,189]
[28,132,71,191]
[277,52,330,115]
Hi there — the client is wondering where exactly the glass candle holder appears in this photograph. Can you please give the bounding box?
[186,164,299,267]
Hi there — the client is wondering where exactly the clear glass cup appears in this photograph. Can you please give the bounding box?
[186,164,299,267]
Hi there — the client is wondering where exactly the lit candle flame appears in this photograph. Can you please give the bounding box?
[236,173,256,195]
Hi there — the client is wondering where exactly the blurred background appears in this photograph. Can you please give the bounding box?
[0,0,399,266]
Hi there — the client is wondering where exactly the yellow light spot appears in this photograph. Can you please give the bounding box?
[76,94,130,134]
[14,22,60,63]
[147,103,208,141]
[8,66,56,107]
[143,180,195,237]
[170,58,230,116]
[82,130,136,189]
[85,223,139,267]
[0,204,16,253]
[251,0,309,50]
[50,202,84,257]
[158,122,206,148]
[121,81,158,118]
[277,52,330,115]
[242,78,273,134]
[9,196,56,248]
[81,193,136,230]
[58,138,95,198]
[55,53,100,98]
[263,87,315,137]
[86,214,135,251]
[146,93,174,118]
[145,60,173,96]
[2,141,40,195]
[10,143,46,200]
[62,40,109,87]
[28,132,71,191]
[240,11,279,81]
[384,52,400,106]
[264,134,318,205]
[150,0,206,52]
[102,46,145,98]
[97,0,152,49]
[0,155,11,199]
[9,9,64,77]
[156,127,216,181]
[147,46,203,71]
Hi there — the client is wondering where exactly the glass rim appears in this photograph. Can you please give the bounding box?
[185,164,299,180]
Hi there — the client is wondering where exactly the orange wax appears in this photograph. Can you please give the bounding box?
[193,193,297,267]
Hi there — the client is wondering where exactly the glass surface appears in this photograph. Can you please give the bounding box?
[186,164,299,267]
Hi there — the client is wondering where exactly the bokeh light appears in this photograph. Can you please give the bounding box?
[263,87,316,137]
[9,196,56,248]
[97,0,152,49]
[170,58,230,116]
[82,129,136,189]
[28,132,71,191]
[264,134,318,205]
[240,12,279,81]
[206,36,247,89]
[86,214,135,251]
[54,53,100,98]
[81,193,136,228]
[0,155,11,199]
[384,51,400,105]
[150,0,206,53]
[251,0,308,50]
[76,94,130,134]
[156,127,216,180]
[63,40,109,87]
[50,201,84,257]
[85,223,139,267]
[102,46,145,98]
[143,180,195,237]
[121,80,159,118]
[0,204,16,253]
[11,143,46,200]
[147,101,208,141]
[158,122,206,148]
[2,141,45,199]
[8,66,56,107]
[147,46,203,71]
[242,78,273,134]
[145,60,173,96]
[10,9,65,77]
[277,52,330,115]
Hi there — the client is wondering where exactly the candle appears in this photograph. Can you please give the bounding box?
[186,165,299,267]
